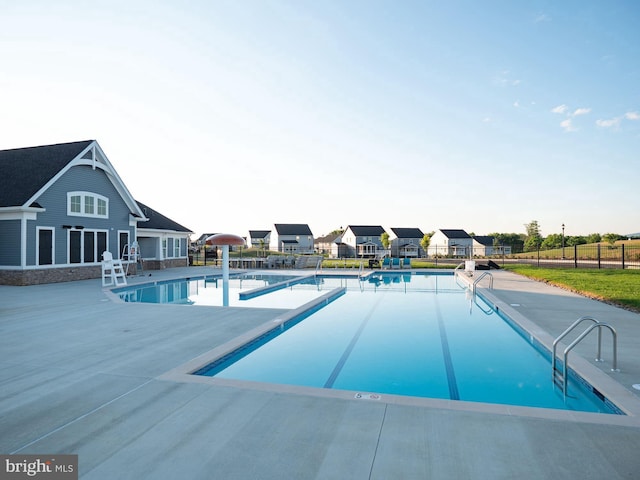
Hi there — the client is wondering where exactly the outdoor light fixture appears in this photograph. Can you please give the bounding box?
[562,223,565,260]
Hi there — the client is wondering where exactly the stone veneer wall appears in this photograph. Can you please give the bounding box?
[0,258,189,286]
[0,265,102,286]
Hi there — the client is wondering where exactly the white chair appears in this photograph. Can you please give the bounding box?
[465,260,476,277]
[102,251,127,287]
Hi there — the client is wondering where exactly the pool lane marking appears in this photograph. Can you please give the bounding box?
[434,296,460,401]
[323,294,384,389]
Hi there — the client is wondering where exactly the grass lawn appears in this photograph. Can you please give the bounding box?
[504,265,640,312]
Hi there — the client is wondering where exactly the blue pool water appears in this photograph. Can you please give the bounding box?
[114,272,619,413]
[115,273,333,309]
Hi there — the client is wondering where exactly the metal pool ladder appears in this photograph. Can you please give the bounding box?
[551,316,619,396]
[472,272,493,294]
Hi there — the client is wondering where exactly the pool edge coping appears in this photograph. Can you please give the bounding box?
[156,272,640,426]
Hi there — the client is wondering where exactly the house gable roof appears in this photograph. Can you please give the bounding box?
[195,233,218,244]
[473,235,495,246]
[347,225,386,236]
[391,227,424,238]
[0,140,93,207]
[136,201,192,233]
[439,229,471,239]
[314,232,341,243]
[274,224,313,236]
[0,140,146,219]
[249,230,271,239]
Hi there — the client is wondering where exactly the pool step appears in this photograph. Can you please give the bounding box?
[552,368,565,388]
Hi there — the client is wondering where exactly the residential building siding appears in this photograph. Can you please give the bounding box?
[0,220,21,265]
[28,164,135,265]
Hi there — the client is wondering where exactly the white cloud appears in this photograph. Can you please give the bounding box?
[560,119,577,132]
[595,111,639,128]
[552,104,568,114]
[513,101,520,108]
[572,107,591,116]
[493,70,520,87]
[596,117,621,128]
[534,13,551,23]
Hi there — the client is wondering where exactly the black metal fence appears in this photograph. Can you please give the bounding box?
[189,244,640,270]
[434,244,640,270]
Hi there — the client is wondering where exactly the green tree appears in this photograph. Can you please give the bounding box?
[566,235,587,247]
[541,233,562,250]
[602,233,624,245]
[586,233,602,244]
[523,220,543,252]
[488,233,524,253]
[380,232,390,250]
[420,232,433,256]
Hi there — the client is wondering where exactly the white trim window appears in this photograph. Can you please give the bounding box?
[68,229,108,264]
[67,192,109,218]
[162,238,168,259]
[173,238,181,257]
[36,227,55,266]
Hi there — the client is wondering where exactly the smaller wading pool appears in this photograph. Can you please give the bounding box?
[114,273,330,309]
[115,272,623,414]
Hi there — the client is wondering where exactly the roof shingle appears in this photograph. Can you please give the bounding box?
[0,140,93,207]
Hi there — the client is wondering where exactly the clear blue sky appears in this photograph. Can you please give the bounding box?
[1,1,639,238]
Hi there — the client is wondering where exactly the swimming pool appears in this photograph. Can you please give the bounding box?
[114,273,334,309]
[183,272,620,414]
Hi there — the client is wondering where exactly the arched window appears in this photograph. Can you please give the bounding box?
[67,192,109,218]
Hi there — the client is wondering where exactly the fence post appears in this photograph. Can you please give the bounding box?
[597,244,601,269]
[622,243,625,270]
[574,244,578,269]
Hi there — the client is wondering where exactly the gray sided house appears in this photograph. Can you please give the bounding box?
[249,230,271,250]
[390,227,424,258]
[0,140,191,285]
[472,235,512,256]
[135,201,192,269]
[270,224,314,254]
[314,232,341,256]
[428,229,473,257]
[340,225,387,258]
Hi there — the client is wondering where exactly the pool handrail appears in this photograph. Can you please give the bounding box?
[552,315,619,396]
[472,272,493,294]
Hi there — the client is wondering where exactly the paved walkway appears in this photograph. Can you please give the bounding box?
[2,267,640,479]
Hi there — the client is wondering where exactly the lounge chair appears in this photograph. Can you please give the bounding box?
[402,258,411,269]
[381,257,391,269]
[391,258,400,269]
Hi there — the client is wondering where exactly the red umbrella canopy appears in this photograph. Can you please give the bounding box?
[205,233,245,246]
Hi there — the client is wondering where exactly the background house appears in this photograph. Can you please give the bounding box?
[314,232,341,256]
[269,224,314,253]
[472,235,512,256]
[135,201,192,270]
[427,229,473,257]
[389,227,424,258]
[249,230,271,252]
[0,140,191,285]
[340,225,386,258]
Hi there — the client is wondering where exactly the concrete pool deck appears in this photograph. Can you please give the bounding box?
[2,267,640,479]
